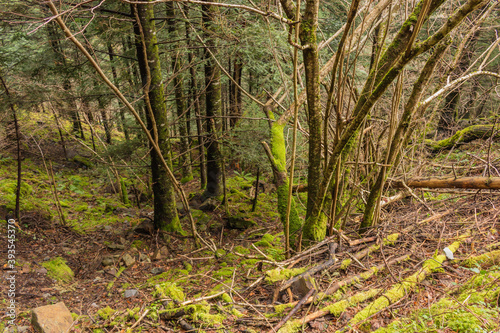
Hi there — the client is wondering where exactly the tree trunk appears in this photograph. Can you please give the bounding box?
[107,42,130,141]
[229,54,243,128]
[201,0,222,199]
[132,1,182,233]
[184,6,207,189]
[166,2,193,183]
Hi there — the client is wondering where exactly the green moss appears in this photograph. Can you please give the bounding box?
[350,241,462,327]
[462,250,500,268]
[265,267,307,283]
[97,306,116,320]
[233,245,250,254]
[213,267,235,278]
[231,307,244,318]
[255,233,275,247]
[183,261,193,272]
[42,257,74,284]
[383,233,399,245]
[221,293,232,303]
[131,240,144,249]
[180,175,194,184]
[154,282,185,302]
[274,303,295,314]
[72,155,94,168]
[277,320,302,333]
[340,259,352,270]
[120,178,130,205]
[325,288,380,316]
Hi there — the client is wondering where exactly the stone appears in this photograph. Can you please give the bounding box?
[31,302,73,333]
[151,267,165,275]
[122,254,135,267]
[226,215,257,230]
[101,257,114,267]
[139,253,150,263]
[134,220,155,235]
[124,289,139,298]
[291,273,316,299]
[152,246,169,260]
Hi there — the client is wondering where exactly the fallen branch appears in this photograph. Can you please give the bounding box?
[269,288,315,333]
[393,177,500,189]
[426,124,500,152]
[346,237,466,328]
[277,289,381,333]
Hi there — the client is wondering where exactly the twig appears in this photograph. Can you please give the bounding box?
[129,309,149,330]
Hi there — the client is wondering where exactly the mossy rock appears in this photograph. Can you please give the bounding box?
[72,155,94,169]
[226,214,257,230]
[42,257,74,284]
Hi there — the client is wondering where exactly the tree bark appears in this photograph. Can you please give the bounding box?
[107,42,130,141]
[132,1,182,233]
[166,2,193,183]
[202,0,222,198]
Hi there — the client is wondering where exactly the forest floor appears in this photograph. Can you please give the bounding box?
[1,114,500,333]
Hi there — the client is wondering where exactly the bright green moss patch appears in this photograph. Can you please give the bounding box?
[213,267,235,278]
[161,302,225,326]
[154,282,185,302]
[42,257,74,283]
[383,233,399,245]
[325,288,380,316]
[462,250,500,268]
[255,233,275,247]
[97,306,116,320]
[340,259,352,270]
[266,267,307,283]
[274,302,295,314]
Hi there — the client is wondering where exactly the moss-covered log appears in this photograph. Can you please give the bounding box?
[393,177,500,189]
[346,239,463,328]
[426,124,500,151]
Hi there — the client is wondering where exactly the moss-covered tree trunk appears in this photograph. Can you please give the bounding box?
[166,3,193,183]
[132,2,181,232]
[202,0,222,198]
[264,115,302,246]
[300,0,327,242]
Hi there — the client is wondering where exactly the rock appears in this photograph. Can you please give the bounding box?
[152,246,169,261]
[114,207,135,216]
[106,268,118,276]
[106,243,125,250]
[35,267,47,275]
[122,254,135,267]
[31,302,73,333]
[42,293,51,299]
[134,219,155,235]
[226,215,258,230]
[101,257,114,267]
[151,267,165,275]
[139,253,150,263]
[124,289,139,298]
[103,225,113,232]
[291,273,316,299]
[199,198,219,211]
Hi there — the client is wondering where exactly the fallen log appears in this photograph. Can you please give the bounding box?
[346,236,466,328]
[425,124,500,151]
[393,177,500,189]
